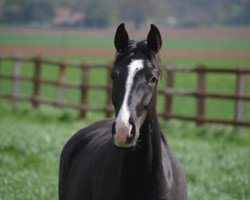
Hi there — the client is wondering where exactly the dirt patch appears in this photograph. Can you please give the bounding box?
[1,45,250,59]
[1,26,250,39]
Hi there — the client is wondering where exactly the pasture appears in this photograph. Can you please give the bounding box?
[1,31,250,50]
[0,26,250,199]
[0,105,249,200]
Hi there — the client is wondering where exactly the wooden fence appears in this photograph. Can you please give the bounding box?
[0,55,250,128]
[158,65,250,127]
[0,55,114,119]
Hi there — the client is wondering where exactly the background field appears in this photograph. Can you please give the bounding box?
[1,32,250,50]
[0,26,250,200]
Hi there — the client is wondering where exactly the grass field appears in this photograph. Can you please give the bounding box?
[1,32,250,50]
[0,27,250,199]
[0,105,249,200]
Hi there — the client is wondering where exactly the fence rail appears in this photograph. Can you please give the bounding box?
[0,55,249,128]
[160,64,250,128]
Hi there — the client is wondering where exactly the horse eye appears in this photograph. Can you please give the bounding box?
[149,76,158,85]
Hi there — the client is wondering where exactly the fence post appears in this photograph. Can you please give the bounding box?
[196,65,206,125]
[234,67,247,132]
[79,64,89,119]
[12,55,21,109]
[57,60,66,105]
[164,64,174,119]
[32,56,41,109]
[105,65,113,118]
[0,56,1,94]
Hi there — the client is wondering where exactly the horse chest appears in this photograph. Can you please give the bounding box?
[161,143,173,189]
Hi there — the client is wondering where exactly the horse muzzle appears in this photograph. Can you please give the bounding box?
[112,118,136,148]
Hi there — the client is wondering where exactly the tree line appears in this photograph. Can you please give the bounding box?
[0,0,249,27]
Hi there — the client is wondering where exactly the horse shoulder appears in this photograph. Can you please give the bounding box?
[59,119,114,199]
[161,139,187,200]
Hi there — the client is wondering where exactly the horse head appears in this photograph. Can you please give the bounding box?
[111,23,162,148]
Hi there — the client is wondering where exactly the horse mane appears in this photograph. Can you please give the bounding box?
[114,40,162,75]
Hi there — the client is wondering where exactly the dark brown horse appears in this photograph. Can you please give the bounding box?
[59,24,187,200]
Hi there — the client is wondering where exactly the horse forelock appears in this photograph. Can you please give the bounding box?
[113,40,162,75]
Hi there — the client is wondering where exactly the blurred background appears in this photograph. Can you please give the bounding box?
[0,0,250,28]
[0,1,250,200]
[0,0,250,62]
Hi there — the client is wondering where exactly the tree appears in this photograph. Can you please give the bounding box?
[0,0,53,24]
[121,0,151,29]
[118,0,171,29]
[24,0,54,23]
[0,0,28,23]
[84,0,114,27]
[227,1,250,24]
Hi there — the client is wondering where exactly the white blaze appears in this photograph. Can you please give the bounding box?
[115,59,144,146]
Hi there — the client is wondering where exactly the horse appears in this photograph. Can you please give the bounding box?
[58,23,187,200]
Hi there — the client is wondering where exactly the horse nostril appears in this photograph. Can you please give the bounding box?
[112,122,116,136]
[128,117,133,125]
[126,118,136,144]
[130,122,136,138]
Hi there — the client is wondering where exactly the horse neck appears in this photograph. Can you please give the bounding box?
[118,90,165,198]
[125,88,163,167]
[140,90,164,175]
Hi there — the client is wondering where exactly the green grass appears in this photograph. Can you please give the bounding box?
[1,32,250,50]
[0,104,249,200]
[0,32,114,48]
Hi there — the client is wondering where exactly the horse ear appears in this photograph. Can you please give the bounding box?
[114,23,129,52]
[147,24,162,53]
